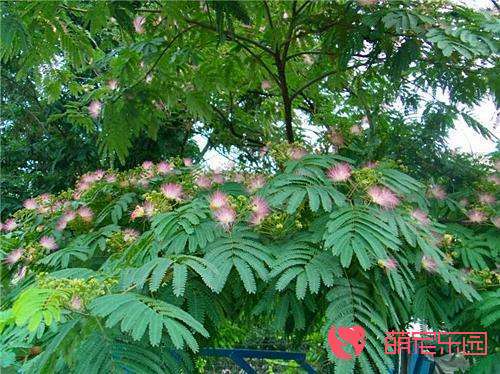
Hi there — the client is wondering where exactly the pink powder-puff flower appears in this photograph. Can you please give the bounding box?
[491,216,500,228]
[130,205,145,220]
[161,183,183,201]
[183,158,193,167]
[77,206,93,222]
[55,219,67,231]
[5,248,23,265]
[212,173,225,184]
[157,161,173,174]
[40,236,58,251]
[248,175,266,192]
[142,160,153,170]
[138,178,149,188]
[467,209,487,223]
[107,79,118,90]
[195,175,212,189]
[133,15,146,34]
[40,193,51,204]
[105,174,117,183]
[94,170,105,180]
[88,100,102,119]
[210,191,229,210]
[421,255,438,272]
[478,192,496,205]
[23,198,38,210]
[328,129,344,147]
[261,80,271,90]
[144,201,155,217]
[367,186,400,209]
[326,163,352,182]
[289,147,307,160]
[214,206,237,229]
[249,196,270,225]
[3,219,17,232]
[378,258,398,271]
[429,185,447,200]
[459,198,469,207]
[69,295,83,311]
[63,210,77,222]
[123,228,140,243]
[349,124,362,135]
[411,209,430,225]
[251,196,270,217]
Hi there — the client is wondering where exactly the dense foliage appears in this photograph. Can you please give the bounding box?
[1,147,498,373]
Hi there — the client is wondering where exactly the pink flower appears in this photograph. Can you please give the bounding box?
[56,219,67,231]
[142,161,153,170]
[63,210,77,222]
[183,158,193,167]
[349,124,362,135]
[248,175,266,192]
[195,175,212,189]
[212,173,225,184]
[94,170,105,180]
[367,186,400,209]
[105,174,117,183]
[459,198,469,207]
[249,196,270,225]
[326,163,352,182]
[378,258,398,271]
[144,201,155,217]
[491,216,500,228]
[88,100,102,119]
[478,192,495,205]
[261,80,271,90]
[214,206,237,229]
[289,147,307,160]
[77,206,93,222]
[123,228,140,243]
[358,0,379,6]
[40,193,51,204]
[5,248,23,265]
[69,295,83,311]
[133,16,146,34]
[429,185,447,200]
[467,209,487,223]
[161,183,183,201]
[3,219,17,232]
[107,79,118,90]
[23,198,38,210]
[411,209,430,225]
[40,236,58,251]
[421,255,438,272]
[210,191,229,210]
[131,205,145,220]
[487,175,500,185]
[328,129,344,147]
[157,161,173,174]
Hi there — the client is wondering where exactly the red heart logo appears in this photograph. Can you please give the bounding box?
[327,325,366,360]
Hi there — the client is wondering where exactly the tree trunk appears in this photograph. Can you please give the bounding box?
[276,57,294,143]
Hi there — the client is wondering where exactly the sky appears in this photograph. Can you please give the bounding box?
[198,0,499,168]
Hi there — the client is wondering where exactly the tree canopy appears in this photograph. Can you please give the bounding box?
[0,1,499,373]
